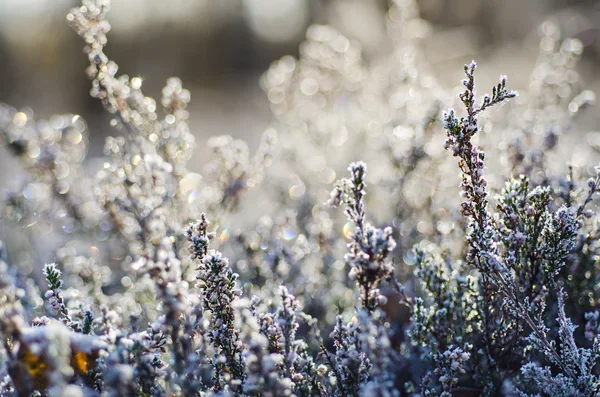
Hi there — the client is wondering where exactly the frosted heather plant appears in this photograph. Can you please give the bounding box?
[1,0,600,396]
[440,61,600,395]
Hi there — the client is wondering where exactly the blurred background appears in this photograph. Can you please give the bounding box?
[0,0,599,159]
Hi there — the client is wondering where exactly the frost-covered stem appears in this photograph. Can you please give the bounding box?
[68,2,139,141]
[150,263,187,379]
[43,263,74,329]
[319,343,348,397]
[82,310,94,334]
[280,288,296,380]
[186,215,246,390]
[328,162,404,312]
[444,62,578,380]
[344,164,369,308]
[577,169,600,219]
[185,213,212,262]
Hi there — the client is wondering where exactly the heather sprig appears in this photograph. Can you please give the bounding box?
[444,62,593,389]
[421,345,471,397]
[186,215,246,391]
[327,308,399,397]
[410,246,479,353]
[443,62,519,304]
[240,293,316,397]
[443,61,517,229]
[521,289,600,396]
[43,263,73,329]
[577,167,600,219]
[328,162,407,312]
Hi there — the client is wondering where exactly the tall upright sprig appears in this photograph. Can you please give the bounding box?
[43,264,73,330]
[328,162,407,312]
[443,61,587,384]
[443,61,518,291]
[186,215,246,391]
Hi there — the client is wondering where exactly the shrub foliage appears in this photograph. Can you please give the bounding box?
[0,0,599,396]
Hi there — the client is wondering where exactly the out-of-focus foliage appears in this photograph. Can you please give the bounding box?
[0,0,599,396]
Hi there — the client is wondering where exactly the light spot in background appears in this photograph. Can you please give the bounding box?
[219,229,229,244]
[121,276,132,288]
[320,168,336,184]
[330,126,348,147]
[308,155,326,172]
[179,173,202,202]
[165,114,176,125]
[436,220,454,235]
[417,220,433,234]
[243,0,309,43]
[403,250,417,266]
[13,112,27,127]
[289,176,306,199]
[283,227,297,240]
[342,221,355,239]
[130,77,142,90]
[23,183,40,200]
[65,129,83,145]
[27,145,41,159]
[300,78,319,96]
